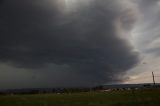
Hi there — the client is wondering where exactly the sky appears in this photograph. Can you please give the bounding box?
[0,0,160,89]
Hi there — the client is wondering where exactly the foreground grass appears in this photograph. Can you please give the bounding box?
[0,89,160,106]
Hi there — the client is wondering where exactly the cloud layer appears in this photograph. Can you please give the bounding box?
[0,0,140,88]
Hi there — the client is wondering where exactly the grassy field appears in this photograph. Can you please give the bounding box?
[0,89,160,106]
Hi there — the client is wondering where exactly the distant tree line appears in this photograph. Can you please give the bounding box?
[0,86,104,95]
[0,84,160,95]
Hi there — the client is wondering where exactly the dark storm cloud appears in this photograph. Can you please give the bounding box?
[0,0,139,86]
[0,0,2,5]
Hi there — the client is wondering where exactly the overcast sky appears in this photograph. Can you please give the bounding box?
[0,0,160,89]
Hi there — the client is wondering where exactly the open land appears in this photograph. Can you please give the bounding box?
[0,89,160,106]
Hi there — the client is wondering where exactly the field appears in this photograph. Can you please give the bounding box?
[0,89,160,106]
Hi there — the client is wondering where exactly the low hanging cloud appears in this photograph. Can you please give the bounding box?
[0,0,139,87]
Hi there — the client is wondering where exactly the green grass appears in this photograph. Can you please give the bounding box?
[0,89,160,106]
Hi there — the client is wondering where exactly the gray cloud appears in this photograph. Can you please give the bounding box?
[133,0,160,56]
[0,0,139,88]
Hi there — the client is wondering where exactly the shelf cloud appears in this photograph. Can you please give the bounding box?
[2,0,158,88]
